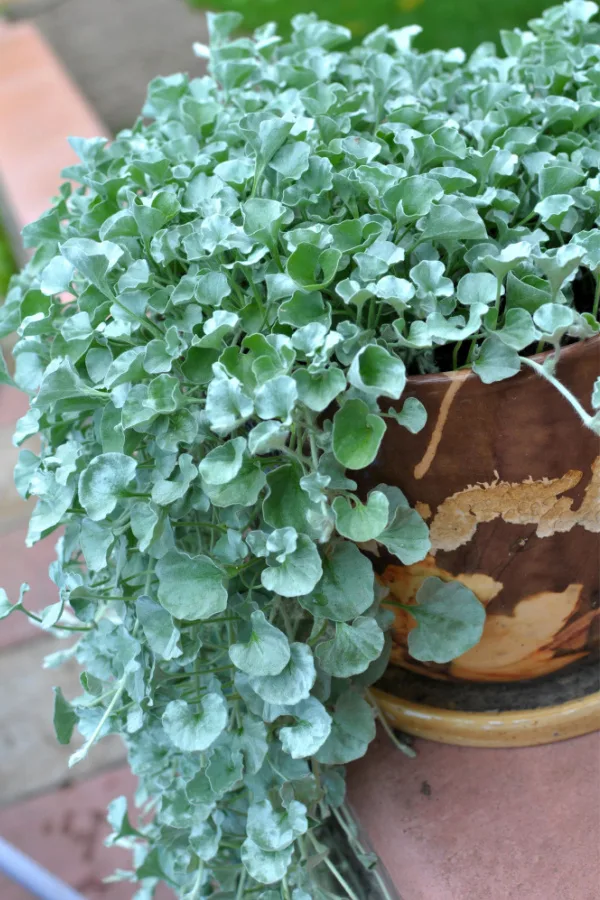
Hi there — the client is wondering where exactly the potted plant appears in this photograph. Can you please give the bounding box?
[0,1,598,895]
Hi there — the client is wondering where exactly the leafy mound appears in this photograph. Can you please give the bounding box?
[0,2,599,897]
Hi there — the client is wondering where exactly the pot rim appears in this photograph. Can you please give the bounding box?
[372,687,600,747]
[406,332,600,387]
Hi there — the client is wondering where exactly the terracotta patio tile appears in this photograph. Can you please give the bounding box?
[0,422,38,536]
[0,526,59,650]
[0,20,106,244]
[347,729,600,900]
[0,767,173,899]
[0,385,28,428]
[0,635,126,806]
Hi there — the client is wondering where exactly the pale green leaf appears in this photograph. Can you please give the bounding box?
[80,519,113,571]
[293,366,346,412]
[241,839,293,885]
[315,691,376,765]
[53,687,77,745]
[162,695,227,751]
[249,643,316,705]
[261,535,323,598]
[156,549,228,621]
[229,610,290,677]
[407,577,485,663]
[472,335,521,384]
[332,491,389,542]
[263,463,316,533]
[299,542,374,621]
[248,421,290,455]
[136,595,182,660]
[202,455,266,508]
[456,272,498,306]
[348,344,406,400]
[279,697,332,759]
[533,303,574,341]
[199,437,246,485]
[78,453,137,521]
[315,617,385,677]
[378,500,430,565]
[389,396,427,434]
[255,375,298,424]
[332,399,386,470]
[247,798,308,851]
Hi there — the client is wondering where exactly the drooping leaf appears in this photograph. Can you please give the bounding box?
[156,550,228,621]
[389,396,428,434]
[406,577,486,663]
[206,746,244,795]
[229,610,290,677]
[473,335,521,384]
[249,643,316,706]
[378,495,431,565]
[299,542,374,622]
[78,453,137,521]
[279,697,332,759]
[52,687,77,745]
[315,691,376,765]
[79,519,113,571]
[315,617,385,677]
[263,463,316,533]
[199,437,246,485]
[332,491,389,542]
[332,399,386,470]
[136,595,182,660]
[5,7,600,896]
[162,695,228,752]
[246,797,308,851]
[348,345,406,400]
[241,839,293,885]
[261,535,323,598]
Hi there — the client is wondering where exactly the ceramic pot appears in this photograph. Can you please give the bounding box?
[358,336,600,746]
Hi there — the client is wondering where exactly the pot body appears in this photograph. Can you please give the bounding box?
[358,337,600,684]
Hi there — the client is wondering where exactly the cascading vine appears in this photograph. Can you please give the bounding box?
[0,2,599,897]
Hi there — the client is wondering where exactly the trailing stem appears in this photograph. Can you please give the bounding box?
[520,356,600,433]
[366,689,417,758]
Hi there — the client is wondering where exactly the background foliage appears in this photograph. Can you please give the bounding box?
[0,215,16,298]
[193,0,553,50]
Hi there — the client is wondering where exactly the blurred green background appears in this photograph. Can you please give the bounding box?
[193,0,552,49]
[0,217,15,298]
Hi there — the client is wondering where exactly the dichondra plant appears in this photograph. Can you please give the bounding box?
[1,1,599,897]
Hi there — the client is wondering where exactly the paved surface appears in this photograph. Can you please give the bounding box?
[0,631,126,807]
[0,19,106,259]
[0,768,171,900]
[348,729,600,900]
[7,0,209,132]
[0,23,132,897]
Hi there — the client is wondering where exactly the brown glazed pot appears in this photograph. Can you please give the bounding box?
[358,336,600,746]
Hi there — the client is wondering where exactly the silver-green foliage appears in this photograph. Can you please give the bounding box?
[1,2,599,896]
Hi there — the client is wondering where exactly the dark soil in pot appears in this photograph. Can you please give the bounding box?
[377,655,600,713]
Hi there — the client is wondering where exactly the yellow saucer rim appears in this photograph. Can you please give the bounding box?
[372,688,600,747]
